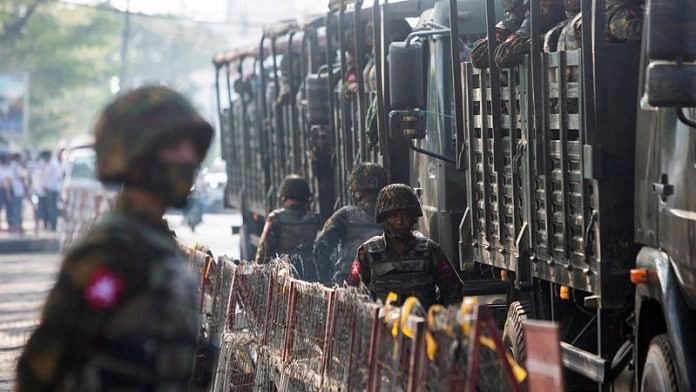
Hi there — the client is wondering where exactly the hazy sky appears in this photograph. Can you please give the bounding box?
[66,0,328,22]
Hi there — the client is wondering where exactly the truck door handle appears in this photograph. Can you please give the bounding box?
[652,173,674,202]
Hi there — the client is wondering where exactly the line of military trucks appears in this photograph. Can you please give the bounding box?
[212,0,695,390]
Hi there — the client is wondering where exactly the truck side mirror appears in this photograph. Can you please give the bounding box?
[646,63,696,108]
[388,41,426,139]
[390,110,426,139]
[388,41,425,110]
[305,72,330,126]
[645,0,696,109]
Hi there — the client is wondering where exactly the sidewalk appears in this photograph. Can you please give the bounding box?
[0,215,60,254]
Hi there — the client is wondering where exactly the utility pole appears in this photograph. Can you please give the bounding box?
[118,0,131,91]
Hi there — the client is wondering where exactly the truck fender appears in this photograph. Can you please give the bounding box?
[635,247,696,391]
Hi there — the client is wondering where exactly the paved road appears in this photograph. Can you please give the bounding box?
[166,211,241,259]
[0,252,60,390]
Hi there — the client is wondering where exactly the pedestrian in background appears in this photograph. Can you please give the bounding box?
[16,85,215,390]
[41,150,63,231]
[7,153,26,233]
[0,153,11,230]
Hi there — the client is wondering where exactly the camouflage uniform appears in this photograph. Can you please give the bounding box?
[544,0,580,52]
[313,163,388,284]
[556,0,643,51]
[470,14,525,69]
[494,0,566,68]
[255,175,322,282]
[347,184,463,308]
[16,86,213,391]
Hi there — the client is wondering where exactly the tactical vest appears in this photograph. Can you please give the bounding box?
[363,235,437,308]
[275,208,322,281]
[340,205,383,264]
[332,205,383,282]
[63,214,200,391]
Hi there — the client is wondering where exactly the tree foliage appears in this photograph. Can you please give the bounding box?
[0,1,228,149]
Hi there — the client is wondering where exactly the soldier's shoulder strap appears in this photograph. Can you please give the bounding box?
[413,234,435,254]
[363,235,386,254]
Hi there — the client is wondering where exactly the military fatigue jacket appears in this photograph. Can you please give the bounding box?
[313,198,382,284]
[16,200,200,391]
[255,204,322,281]
[470,14,524,69]
[348,233,463,309]
[555,0,642,52]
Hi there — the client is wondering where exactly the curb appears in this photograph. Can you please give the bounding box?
[0,237,61,253]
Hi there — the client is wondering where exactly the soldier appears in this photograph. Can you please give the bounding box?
[16,86,213,390]
[494,0,566,69]
[555,0,643,52]
[347,184,463,308]
[313,163,388,285]
[470,0,527,69]
[255,174,322,281]
[544,0,580,52]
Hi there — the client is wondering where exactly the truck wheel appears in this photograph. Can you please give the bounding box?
[503,301,530,366]
[640,334,678,392]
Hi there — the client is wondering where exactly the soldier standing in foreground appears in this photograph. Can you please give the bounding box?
[255,174,322,281]
[16,86,213,391]
[347,184,463,309]
[313,163,388,285]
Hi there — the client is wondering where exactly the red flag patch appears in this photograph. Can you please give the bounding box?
[84,267,124,310]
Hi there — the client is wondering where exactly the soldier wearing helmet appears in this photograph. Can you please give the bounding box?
[16,86,214,390]
[347,184,463,308]
[544,0,581,52]
[493,0,566,69]
[470,0,527,69]
[313,163,388,284]
[255,174,322,281]
[552,0,643,53]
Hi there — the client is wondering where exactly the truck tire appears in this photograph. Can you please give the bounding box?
[503,301,531,366]
[640,334,678,392]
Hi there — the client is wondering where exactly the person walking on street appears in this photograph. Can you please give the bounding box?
[42,150,63,231]
[347,184,464,309]
[7,153,26,233]
[0,153,10,230]
[313,162,388,285]
[255,174,322,282]
[16,85,214,391]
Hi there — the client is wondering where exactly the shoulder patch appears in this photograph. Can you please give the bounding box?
[84,266,124,310]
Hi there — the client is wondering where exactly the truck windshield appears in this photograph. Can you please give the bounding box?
[425,37,455,159]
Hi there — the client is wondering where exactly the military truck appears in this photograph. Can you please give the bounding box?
[214,0,695,389]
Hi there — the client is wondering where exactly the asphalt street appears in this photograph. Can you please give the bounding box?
[165,211,241,259]
[0,252,60,390]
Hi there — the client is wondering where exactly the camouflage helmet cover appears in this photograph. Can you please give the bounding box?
[94,85,213,183]
[347,162,388,193]
[279,174,311,200]
[375,183,423,223]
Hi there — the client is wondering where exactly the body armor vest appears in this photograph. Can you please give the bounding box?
[363,235,436,307]
[340,205,383,263]
[275,208,321,281]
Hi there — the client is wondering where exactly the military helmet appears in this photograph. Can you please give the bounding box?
[347,162,388,193]
[564,0,580,12]
[279,174,311,200]
[375,183,422,223]
[94,85,213,183]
